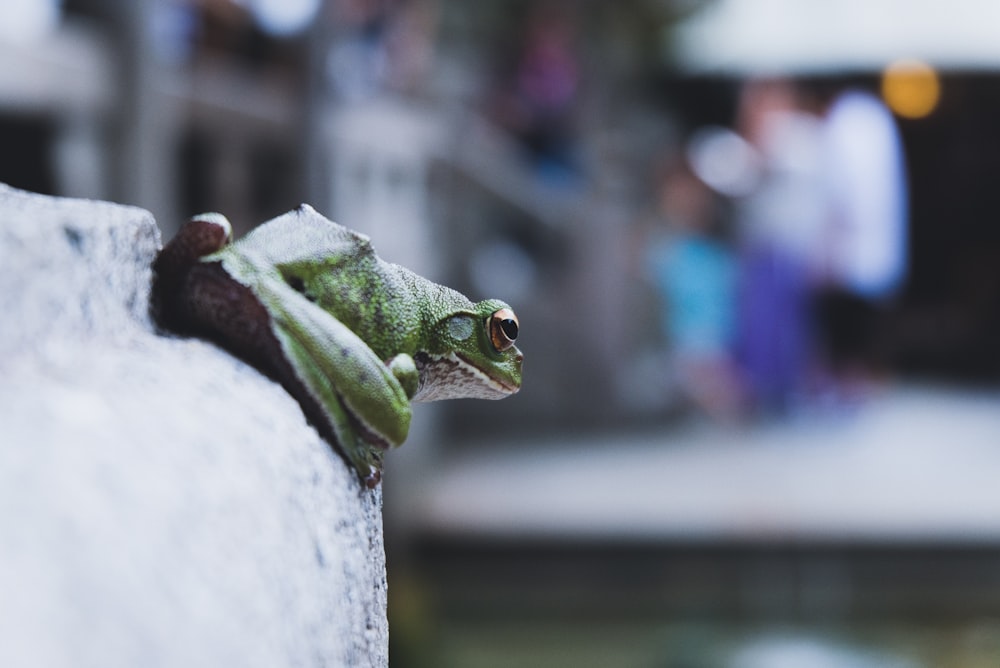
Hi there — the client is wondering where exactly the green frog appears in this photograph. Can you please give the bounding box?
[152,205,522,487]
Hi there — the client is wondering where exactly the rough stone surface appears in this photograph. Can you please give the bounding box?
[0,184,388,668]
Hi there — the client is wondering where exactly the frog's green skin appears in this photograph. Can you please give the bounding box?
[152,205,522,487]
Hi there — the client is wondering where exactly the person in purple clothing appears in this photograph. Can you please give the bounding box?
[732,79,828,416]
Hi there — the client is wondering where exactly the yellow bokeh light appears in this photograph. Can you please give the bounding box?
[881,59,941,119]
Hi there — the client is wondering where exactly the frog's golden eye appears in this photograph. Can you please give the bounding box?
[488,308,519,352]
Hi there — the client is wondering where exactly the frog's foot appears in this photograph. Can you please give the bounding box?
[353,444,385,489]
[151,214,233,329]
[158,213,232,267]
[363,468,382,488]
[325,414,386,490]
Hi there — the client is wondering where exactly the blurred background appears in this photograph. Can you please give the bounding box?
[6,0,1000,665]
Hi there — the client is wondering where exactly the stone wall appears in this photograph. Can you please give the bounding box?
[0,184,388,667]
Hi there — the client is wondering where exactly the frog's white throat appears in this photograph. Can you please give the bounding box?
[412,352,515,402]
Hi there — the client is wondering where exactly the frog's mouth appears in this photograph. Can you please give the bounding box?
[411,352,519,402]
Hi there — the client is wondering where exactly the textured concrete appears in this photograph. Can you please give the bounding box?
[0,184,388,667]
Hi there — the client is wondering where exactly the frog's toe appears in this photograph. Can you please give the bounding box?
[156,213,232,271]
[188,213,233,252]
[387,354,419,399]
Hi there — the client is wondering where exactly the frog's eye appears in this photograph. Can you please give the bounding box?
[488,308,519,352]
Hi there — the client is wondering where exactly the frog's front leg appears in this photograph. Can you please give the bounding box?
[253,278,413,487]
[282,338,389,487]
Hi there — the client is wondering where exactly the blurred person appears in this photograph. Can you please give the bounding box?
[493,2,581,185]
[732,79,828,417]
[814,89,907,400]
[379,0,436,94]
[326,0,394,101]
[325,0,437,101]
[645,159,741,420]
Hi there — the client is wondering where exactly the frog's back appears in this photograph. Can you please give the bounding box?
[223,204,478,346]
[235,204,374,268]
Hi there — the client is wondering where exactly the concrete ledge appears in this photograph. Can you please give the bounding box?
[0,184,388,667]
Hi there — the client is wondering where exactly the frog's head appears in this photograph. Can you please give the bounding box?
[412,298,522,402]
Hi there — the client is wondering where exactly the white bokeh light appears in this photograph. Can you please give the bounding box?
[0,0,61,44]
[247,0,321,37]
[686,126,761,197]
